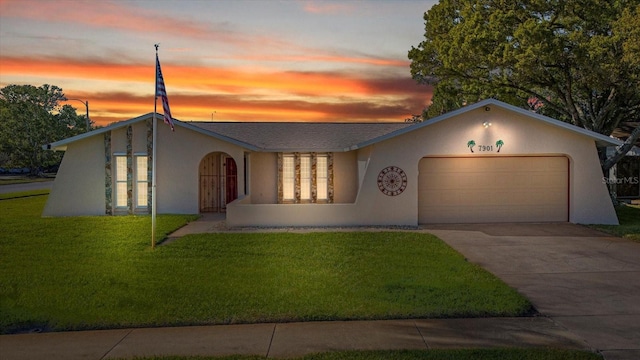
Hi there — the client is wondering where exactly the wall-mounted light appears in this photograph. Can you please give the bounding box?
[483,121,492,128]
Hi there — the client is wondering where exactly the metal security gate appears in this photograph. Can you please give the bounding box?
[199,153,237,213]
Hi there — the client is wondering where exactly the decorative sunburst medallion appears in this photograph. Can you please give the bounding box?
[377,166,407,196]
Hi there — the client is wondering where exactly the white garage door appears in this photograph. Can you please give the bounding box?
[418,157,568,223]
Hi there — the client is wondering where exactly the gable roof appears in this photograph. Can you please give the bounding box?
[44,113,265,152]
[44,112,413,152]
[188,122,413,152]
[351,98,622,149]
[44,99,621,152]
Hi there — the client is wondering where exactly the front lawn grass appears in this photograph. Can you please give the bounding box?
[0,194,532,334]
[592,204,640,241]
[114,349,601,360]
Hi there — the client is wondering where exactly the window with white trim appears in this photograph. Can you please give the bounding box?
[282,154,295,201]
[135,155,148,208]
[300,154,311,200]
[279,153,332,203]
[316,154,328,200]
[115,155,128,208]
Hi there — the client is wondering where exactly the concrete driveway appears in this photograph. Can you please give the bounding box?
[424,223,640,360]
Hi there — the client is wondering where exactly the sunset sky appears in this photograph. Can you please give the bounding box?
[0,0,436,126]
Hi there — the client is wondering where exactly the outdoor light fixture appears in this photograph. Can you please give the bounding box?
[483,121,492,128]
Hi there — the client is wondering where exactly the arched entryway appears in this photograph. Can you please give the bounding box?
[199,152,238,213]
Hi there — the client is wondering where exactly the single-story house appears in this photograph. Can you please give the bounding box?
[43,99,620,225]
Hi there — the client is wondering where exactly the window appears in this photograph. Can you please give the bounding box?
[279,153,332,203]
[300,155,311,200]
[282,154,295,200]
[136,155,148,208]
[316,155,328,200]
[115,155,128,208]
[114,154,148,211]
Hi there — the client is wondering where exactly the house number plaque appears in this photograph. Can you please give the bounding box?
[377,166,407,196]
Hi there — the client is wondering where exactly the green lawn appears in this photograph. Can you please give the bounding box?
[592,204,640,241]
[0,193,532,334]
[114,349,601,360]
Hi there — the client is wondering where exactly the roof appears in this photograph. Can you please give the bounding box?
[188,122,413,152]
[44,113,266,152]
[356,99,622,149]
[44,99,621,152]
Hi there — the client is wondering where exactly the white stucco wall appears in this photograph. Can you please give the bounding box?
[44,120,248,216]
[228,105,618,226]
[43,135,105,216]
[248,152,277,204]
[155,123,246,214]
[45,106,618,225]
[333,151,358,203]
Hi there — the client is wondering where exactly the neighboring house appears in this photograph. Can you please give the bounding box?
[43,99,620,225]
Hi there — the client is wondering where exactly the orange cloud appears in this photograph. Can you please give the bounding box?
[65,85,432,127]
[0,55,419,97]
[2,55,431,126]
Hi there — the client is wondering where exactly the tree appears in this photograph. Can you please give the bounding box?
[0,84,88,176]
[408,0,640,172]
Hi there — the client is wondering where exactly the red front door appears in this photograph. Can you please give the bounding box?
[225,157,238,205]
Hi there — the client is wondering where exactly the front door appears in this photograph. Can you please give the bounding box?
[225,157,238,205]
[199,153,238,213]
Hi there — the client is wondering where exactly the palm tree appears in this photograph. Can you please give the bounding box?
[496,139,504,152]
[467,140,476,153]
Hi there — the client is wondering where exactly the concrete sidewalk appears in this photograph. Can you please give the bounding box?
[0,317,588,360]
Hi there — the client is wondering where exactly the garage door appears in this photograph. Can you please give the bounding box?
[418,157,568,223]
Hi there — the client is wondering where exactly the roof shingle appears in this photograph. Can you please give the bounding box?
[188,122,414,151]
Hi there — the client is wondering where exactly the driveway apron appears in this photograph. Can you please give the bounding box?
[424,223,640,360]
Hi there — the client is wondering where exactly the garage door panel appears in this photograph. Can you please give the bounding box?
[418,157,568,223]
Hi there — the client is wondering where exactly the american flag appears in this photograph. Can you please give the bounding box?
[156,54,175,131]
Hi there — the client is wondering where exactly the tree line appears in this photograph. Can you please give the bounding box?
[0,84,93,176]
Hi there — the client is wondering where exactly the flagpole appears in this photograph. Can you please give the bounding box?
[152,44,159,249]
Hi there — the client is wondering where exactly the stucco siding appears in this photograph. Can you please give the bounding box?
[569,142,618,224]
[359,106,617,225]
[111,127,127,153]
[333,151,358,203]
[132,121,148,153]
[43,136,105,216]
[155,123,246,214]
[44,103,618,225]
[249,152,277,204]
[231,105,616,226]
